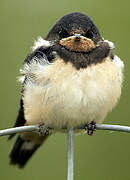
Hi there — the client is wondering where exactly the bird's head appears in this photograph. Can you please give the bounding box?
[46,12,103,52]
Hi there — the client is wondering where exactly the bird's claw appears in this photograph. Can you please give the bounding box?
[84,121,96,136]
[38,123,50,136]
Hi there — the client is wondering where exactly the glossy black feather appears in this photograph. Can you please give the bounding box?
[46,12,102,43]
[8,99,26,140]
[24,46,55,64]
[9,135,48,168]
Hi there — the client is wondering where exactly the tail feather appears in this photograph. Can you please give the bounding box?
[9,133,48,168]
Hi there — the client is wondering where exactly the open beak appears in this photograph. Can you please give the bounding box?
[74,33,81,42]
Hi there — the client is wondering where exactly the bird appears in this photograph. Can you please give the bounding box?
[8,12,124,168]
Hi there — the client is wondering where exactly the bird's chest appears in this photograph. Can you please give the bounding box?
[23,57,123,128]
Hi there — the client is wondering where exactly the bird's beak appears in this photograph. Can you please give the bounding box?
[74,33,81,42]
[60,33,95,52]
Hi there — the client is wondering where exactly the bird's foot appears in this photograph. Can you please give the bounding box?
[38,123,50,136]
[84,121,96,136]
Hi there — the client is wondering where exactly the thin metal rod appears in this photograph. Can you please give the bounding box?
[96,124,130,133]
[67,129,74,180]
[1,124,130,137]
[0,125,38,136]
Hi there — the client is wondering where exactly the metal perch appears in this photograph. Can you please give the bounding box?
[1,124,130,136]
[1,123,130,180]
[67,129,74,180]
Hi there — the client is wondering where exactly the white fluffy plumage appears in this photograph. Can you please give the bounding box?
[31,36,51,51]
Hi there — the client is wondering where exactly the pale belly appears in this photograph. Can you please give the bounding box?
[23,56,123,129]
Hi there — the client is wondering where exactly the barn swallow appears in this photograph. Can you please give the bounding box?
[9,12,124,168]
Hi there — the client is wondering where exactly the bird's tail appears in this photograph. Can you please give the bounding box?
[9,132,48,168]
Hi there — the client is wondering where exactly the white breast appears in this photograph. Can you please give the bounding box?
[22,56,124,129]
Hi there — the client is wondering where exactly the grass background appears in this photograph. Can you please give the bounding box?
[0,0,130,179]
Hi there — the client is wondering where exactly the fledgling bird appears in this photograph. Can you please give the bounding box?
[9,12,124,168]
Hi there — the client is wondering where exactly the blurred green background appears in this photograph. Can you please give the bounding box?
[0,0,130,179]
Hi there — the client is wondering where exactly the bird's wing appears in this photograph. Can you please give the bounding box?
[9,38,54,168]
[8,99,26,140]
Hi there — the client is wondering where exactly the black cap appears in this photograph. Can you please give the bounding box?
[46,12,102,43]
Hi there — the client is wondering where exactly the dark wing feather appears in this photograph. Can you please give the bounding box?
[9,134,49,168]
[8,99,26,140]
[9,45,54,168]
[9,45,55,140]
[24,46,55,64]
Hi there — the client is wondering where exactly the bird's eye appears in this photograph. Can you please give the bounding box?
[58,30,69,39]
[85,30,93,39]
